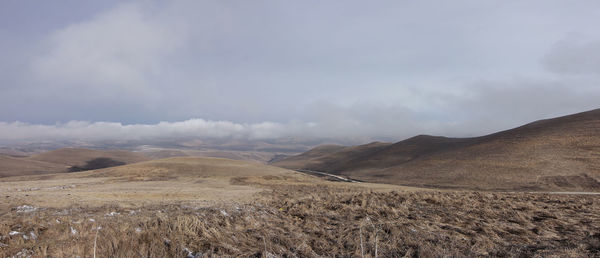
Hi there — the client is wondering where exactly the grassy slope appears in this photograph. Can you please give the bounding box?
[0,148,151,177]
[274,108,600,191]
[2,157,598,257]
[28,147,149,166]
[0,155,67,177]
[0,157,412,210]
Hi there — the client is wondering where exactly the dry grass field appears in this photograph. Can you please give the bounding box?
[1,157,599,257]
[1,189,599,257]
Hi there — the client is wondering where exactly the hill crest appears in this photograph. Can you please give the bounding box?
[273,108,600,191]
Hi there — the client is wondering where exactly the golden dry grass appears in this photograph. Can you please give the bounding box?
[29,147,149,166]
[0,157,413,211]
[1,188,598,257]
[1,148,151,178]
[2,156,597,257]
[0,155,67,177]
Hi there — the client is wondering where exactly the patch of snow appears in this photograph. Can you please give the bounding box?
[29,232,37,240]
[184,247,202,258]
[9,231,20,236]
[15,249,33,257]
[54,210,69,215]
[14,205,38,213]
[220,210,229,216]
[89,218,95,222]
[70,227,78,235]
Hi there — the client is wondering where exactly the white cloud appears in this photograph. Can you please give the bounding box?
[0,112,455,143]
[2,1,600,143]
[542,39,600,75]
[32,3,185,93]
[0,119,277,142]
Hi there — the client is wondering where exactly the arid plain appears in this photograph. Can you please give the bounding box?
[1,110,600,257]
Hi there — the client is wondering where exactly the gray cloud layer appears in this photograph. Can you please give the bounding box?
[1,1,599,143]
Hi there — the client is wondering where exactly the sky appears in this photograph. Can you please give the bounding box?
[1,1,599,144]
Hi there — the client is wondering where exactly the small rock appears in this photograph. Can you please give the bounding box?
[106,211,120,216]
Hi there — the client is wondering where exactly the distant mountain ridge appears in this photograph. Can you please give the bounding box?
[273,109,600,191]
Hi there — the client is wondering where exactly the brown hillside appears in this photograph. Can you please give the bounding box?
[0,155,67,177]
[274,109,600,191]
[29,147,149,166]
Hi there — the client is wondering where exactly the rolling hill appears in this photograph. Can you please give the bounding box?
[0,154,67,177]
[29,147,149,166]
[0,156,409,210]
[273,108,600,191]
[0,148,150,177]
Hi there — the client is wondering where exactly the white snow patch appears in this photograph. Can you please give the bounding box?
[15,205,38,213]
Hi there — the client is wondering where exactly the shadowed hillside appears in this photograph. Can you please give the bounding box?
[274,109,600,191]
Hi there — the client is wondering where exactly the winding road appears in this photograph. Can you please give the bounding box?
[295,169,361,183]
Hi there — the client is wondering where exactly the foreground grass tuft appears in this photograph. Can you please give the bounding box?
[1,189,599,257]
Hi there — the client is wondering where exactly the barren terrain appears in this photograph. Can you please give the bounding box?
[2,186,599,256]
[275,109,600,191]
[2,109,600,256]
[0,148,150,177]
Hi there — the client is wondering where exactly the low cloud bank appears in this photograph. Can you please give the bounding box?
[0,119,299,143]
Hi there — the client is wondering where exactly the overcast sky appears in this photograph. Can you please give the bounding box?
[1,1,599,143]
